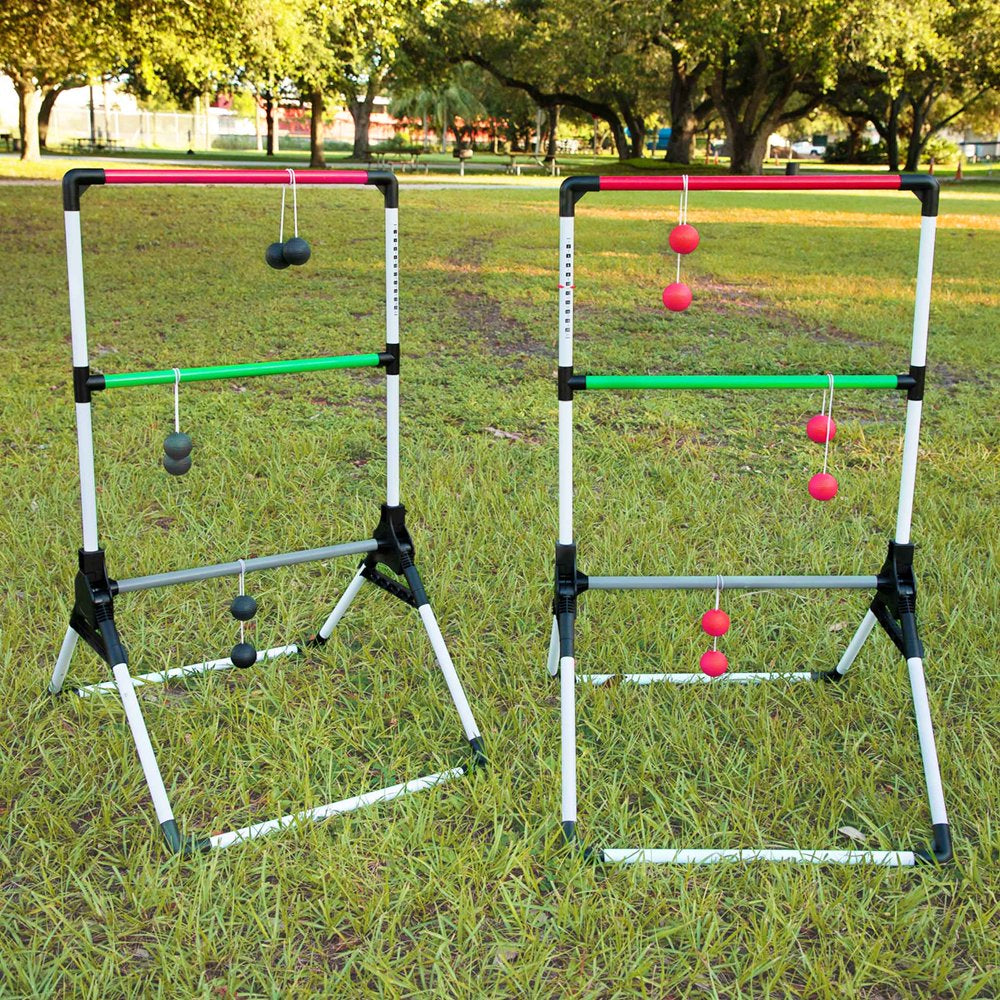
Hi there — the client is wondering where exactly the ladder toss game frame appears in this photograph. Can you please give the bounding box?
[547,173,952,866]
[49,168,486,855]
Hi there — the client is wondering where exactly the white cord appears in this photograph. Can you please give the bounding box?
[822,372,835,474]
[713,573,723,651]
[675,174,689,283]
[172,368,181,433]
[286,168,298,236]
[238,559,246,644]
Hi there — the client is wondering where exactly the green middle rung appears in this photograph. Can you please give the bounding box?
[582,374,903,391]
[101,353,383,389]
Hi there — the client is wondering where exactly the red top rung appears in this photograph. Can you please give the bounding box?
[599,174,902,193]
[102,169,370,186]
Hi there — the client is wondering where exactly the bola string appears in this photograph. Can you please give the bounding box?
[713,574,723,651]
[822,372,835,475]
[238,559,246,644]
[286,168,298,237]
[172,368,181,433]
[676,174,689,283]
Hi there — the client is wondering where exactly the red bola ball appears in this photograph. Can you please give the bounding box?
[669,223,700,255]
[806,413,837,444]
[662,281,692,312]
[808,472,839,501]
[701,608,730,637]
[700,649,728,677]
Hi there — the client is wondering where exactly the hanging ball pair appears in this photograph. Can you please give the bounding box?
[229,591,258,668]
[662,222,699,313]
[699,603,730,677]
[265,236,311,270]
[162,431,193,476]
[806,388,839,501]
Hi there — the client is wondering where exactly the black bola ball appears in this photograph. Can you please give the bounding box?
[163,431,193,460]
[230,642,257,668]
[162,453,192,476]
[265,241,290,269]
[282,236,311,266]
[230,594,258,621]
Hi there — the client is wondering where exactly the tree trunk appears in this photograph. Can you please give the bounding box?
[309,86,326,168]
[264,93,276,156]
[607,115,629,161]
[665,53,706,163]
[545,104,559,161]
[16,78,41,162]
[38,86,62,149]
[883,97,901,172]
[726,125,771,174]
[348,76,379,160]
[903,91,932,173]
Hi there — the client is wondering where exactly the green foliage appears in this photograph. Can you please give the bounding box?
[823,137,888,164]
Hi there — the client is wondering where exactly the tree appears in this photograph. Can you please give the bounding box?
[0,1,118,161]
[438,0,664,160]
[829,0,1000,171]
[689,0,850,173]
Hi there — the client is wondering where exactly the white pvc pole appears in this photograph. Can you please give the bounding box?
[833,610,878,677]
[601,848,916,866]
[578,671,816,686]
[49,627,79,694]
[66,211,100,552]
[208,767,465,850]
[895,215,936,544]
[907,656,949,826]
[385,206,400,505]
[318,568,366,640]
[113,662,175,826]
[558,215,574,545]
[77,644,299,697]
[418,603,480,742]
[560,655,577,830]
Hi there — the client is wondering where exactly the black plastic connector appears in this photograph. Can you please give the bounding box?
[62,168,106,211]
[874,541,923,660]
[367,170,398,209]
[561,819,576,844]
[915,823,953,864]
[369,503,414,575]
[559,176,600,217]
[73,366,92,403]
[380,342,400,375]
[69,548,121,663]
[160,820,211,856]
[907,364,926,402]
[362,564,419,607]
[558,365,574,401]
[899,174,939,217]
[467,736,488,770]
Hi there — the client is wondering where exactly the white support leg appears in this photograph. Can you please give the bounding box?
[49,627,79,694]
[417,603,481,742]
[208,767,465,850]
[832,609,879,677]
[560,655,577,838]
[907,656,949,828]
[601,848,916,866]
[546,616,559,677]
[113,662,175,828]
[318,567,367,640]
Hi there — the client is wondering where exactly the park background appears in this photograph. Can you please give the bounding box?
[2,1,999,997]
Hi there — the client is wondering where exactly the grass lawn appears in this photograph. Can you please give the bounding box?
[0,169,998,996]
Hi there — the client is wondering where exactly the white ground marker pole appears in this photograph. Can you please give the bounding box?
[385,205,400,506]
